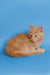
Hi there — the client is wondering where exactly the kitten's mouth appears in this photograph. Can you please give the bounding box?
[30,39,36,42]
[32,39,34,41]
[31,39,38,42]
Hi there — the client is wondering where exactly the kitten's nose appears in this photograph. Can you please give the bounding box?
[32,38,34,41]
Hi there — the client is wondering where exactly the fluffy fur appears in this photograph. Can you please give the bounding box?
[5,25,45,57]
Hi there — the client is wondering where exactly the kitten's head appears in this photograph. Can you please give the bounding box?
[28,25,44,42]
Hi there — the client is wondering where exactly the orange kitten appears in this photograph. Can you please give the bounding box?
[5,25,45,57]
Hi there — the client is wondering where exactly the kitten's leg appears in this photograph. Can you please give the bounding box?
[35,48,45,52]
[31,48,45,56]
[21,47,45,57]
[6,46,45,57]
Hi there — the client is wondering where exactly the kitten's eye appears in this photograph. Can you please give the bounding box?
[30,35,32,37]
[35,35,37,37]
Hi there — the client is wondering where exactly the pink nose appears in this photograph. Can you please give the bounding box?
[32,38,34,41]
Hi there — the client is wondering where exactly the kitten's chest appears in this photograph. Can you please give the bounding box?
[33,40,42,47]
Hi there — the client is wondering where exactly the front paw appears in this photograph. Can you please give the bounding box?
[41,49,45,53]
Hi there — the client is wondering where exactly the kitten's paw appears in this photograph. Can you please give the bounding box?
[41,49,45,53]
[37,49,45,55]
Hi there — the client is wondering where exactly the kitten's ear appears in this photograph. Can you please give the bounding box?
[28,25,33,29]
[38,26,43,32]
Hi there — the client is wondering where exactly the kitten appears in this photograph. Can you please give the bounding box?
[5,25,45,57]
